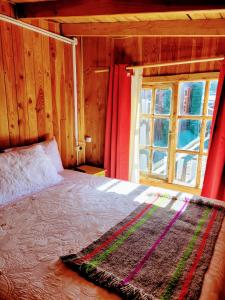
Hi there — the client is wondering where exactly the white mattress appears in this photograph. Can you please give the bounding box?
[0,170,224,300]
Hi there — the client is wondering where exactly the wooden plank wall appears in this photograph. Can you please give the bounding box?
[0,19,76,167]
[83,36,225,166]
[0,1,14,17]
[83,37,114,165]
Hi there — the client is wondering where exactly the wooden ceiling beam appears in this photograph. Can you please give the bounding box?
[16,0,225,19]
[61,19,225,37]
[12,0,56,3]
[0,1,15,17]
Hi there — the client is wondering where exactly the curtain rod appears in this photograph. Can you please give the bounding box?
[0,14,77,45]
[94,56,224,73]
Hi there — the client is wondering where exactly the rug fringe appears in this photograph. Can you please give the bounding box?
[60,255,153,300]
[189,198,225,211]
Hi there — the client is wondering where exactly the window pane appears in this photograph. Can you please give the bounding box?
[200,156,207,188]
[153,119,169,147]
[179,81,205,115]
[204,121,211,152]
[140,149,150,172]
[152,150,168,176]
[155,88,171,115]
[140,89,152,114]
[140,118,150,145]
[174,154,198,187]
[177,120,201,151]
[208,80,218,116]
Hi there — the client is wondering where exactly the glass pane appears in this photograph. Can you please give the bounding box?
[179,81,205,115]
[208,80,218,116]
[200,156,207,188]
[174,154,198,187]
[140,149,150,173]
[153,119,169,147]
[155,88,171,115]
[177,120,201,151]
[140,118,150,145]
[152,150,168,176]
[204,121,211,152]
[140,89,152,114]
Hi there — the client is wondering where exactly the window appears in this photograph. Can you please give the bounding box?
[139,73,218,193]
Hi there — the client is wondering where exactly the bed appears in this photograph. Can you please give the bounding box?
[0,169,225,300]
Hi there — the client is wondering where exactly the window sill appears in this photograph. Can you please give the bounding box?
[140,176,201,196]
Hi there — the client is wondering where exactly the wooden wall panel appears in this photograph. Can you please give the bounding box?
[76,37,85,165]
[31,20,45,140]
[23,26,38,143]
[0,1,14,17]
[0,20,76,167]
[83,37,113,165]
[40,21,54,138]
[53,40,63,152]
[0,26,9,148]
[83,36,225,165]
[12,25,29,145]
[1,22,20,146]
[64,43,76,166]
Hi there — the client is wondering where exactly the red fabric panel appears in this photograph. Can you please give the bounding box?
[201,61,225,201]
[104,65,131,180]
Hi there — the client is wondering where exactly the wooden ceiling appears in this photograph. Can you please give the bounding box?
[19,10,225,24]
[11,0,55,2]
[13,1,225,21]
[4,0,225,37]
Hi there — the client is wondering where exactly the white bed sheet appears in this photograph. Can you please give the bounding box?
[0,170,224,300]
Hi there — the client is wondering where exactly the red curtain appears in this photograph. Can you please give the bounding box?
[201,61,225,201]
[104,64,131,180]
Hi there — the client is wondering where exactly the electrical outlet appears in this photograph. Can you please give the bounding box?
[85,136,92,143]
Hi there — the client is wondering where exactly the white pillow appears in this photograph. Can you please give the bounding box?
[4,137,64,173]
[0,145,63,205]
[41,138,64,173]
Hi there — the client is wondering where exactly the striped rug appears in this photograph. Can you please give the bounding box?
[61,195,224,300]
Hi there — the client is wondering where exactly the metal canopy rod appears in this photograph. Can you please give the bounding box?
[0,14,77,45]
[94,56,224,73]
[72,37,79,164]
[127,56,224,70]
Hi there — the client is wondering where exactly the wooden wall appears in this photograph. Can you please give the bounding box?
[0,1,14,17]
[83,37,114,165]
[1,8,225,169]
[0,19,76,167]
[83,36,225,166]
